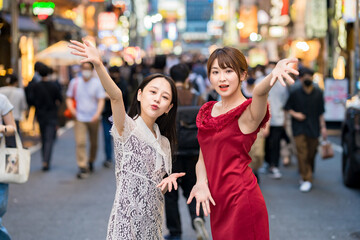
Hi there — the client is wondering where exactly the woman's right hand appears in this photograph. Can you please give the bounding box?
[187,182,216,217]
[68,39,102,67]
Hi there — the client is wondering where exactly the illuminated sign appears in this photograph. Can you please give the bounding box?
[239,5,258,39]
[333,56,346,80]
[33,2,55,20]
[338,19,347,49]
[98,12,118,31]
[213,0,229,21]
[270,0,290,26]
[207,20,223,36]
[343,0,356,23]
[305,0,327,38]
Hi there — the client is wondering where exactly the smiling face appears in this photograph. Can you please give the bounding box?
[209,58,244,98]
[137,77,173,120]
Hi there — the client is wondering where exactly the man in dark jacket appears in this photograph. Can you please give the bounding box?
[31,63,63,171]
[284,67,327,192]
[164,63,208,240]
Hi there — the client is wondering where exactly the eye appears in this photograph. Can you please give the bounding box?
[211,71,218,75]
[150,90,156,94]
[162,96,169,100]
[226,69,233,73]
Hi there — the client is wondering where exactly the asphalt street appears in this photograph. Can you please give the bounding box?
[4,124,360,240]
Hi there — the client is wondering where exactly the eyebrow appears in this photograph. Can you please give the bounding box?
[211,66,232,70]
[149,85,171,96]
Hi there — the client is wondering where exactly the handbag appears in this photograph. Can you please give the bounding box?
[321,140,334,160]
[64,98,76,118]
[64,78,78,118]
[0,132,31,184]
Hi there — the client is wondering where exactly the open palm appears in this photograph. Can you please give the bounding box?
[270,58,299,86]
[187,183,216,217]
[68,39,101,66]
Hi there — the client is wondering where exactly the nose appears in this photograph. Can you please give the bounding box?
[154,94,161,103]
[219,71,226,81]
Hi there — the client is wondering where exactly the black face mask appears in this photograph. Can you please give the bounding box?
[303,79,313,87]
[247,78,256,85]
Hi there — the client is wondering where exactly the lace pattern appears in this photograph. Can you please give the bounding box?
[196,99,270,133]
[107,114,171,240]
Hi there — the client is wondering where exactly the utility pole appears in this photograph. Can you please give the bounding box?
[10,0,19,75]
[355,0,359,95]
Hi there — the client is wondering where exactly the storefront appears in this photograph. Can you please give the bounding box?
[0,13,43,86]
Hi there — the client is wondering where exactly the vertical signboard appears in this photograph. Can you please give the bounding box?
[324,78,348,121]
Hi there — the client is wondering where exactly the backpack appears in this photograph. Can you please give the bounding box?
[176,105,201,156]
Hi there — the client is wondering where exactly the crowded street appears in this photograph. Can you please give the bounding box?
[1,0,360,239]
[3,125,359,240]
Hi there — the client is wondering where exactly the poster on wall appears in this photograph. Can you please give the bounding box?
[324,78,348,121]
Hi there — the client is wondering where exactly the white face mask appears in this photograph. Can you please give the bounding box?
[255,71,263,78]
[82,70,93,79]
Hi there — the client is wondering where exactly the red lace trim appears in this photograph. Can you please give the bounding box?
[196,99,270,133]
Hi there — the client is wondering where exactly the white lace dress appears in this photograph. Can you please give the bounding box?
[106,115,172,240]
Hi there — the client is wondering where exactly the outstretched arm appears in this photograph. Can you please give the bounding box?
[68,39,126,135]
[187,149,216,216]
[242,58,299,133]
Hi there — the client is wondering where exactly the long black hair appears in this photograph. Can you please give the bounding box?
[128,73,178,150]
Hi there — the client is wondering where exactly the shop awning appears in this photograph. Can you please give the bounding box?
[35,40,83,66]
[2,14,43,32]
[52,16,81,32]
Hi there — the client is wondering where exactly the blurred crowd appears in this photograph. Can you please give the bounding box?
[0,51,327,240]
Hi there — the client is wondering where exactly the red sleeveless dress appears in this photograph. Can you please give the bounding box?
[196,99,270,240]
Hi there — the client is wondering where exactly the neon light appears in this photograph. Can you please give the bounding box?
[32,2,55,17]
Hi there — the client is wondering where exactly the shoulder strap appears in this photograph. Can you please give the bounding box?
[73,78,79,99]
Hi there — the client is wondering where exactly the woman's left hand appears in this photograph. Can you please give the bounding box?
[270,58,299,86]
[157,172,186,192]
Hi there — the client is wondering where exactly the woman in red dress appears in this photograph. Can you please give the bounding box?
[187,47,298,240]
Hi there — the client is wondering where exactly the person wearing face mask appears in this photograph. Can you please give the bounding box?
[66,62,106,179]
[101,66,129,168]
[241,67,256,98]
[284,67,327,192]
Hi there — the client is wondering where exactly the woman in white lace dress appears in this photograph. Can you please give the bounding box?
[69,40,185,240]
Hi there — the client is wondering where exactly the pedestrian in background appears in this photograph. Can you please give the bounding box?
[164,63,208,240]
[69,39,185,239]
[66,62,105,179]
[25,61,47,107]
[187,46,298,240]
[101,66,129,168]
[31,64,63,171]
[0,74,28,145]
[264,61,290,179]
[242,68,270,182]
[0,93,17,240]
[284,67,327,192]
